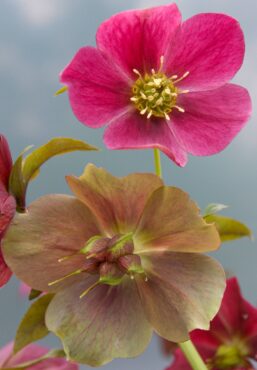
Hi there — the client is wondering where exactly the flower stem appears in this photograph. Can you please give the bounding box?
[153,148,162,178]
[179,340,208,370]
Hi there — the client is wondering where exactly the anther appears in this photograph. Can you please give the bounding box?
[147,111,153,119]
[174,105,185,113]
[164,112,170,121]
[130,97,138,102]
[159,55,164,71]
[151,68,156,74]
[140,92,147,99]
[133,68,142,77]
[140,108,147,115]
[173,71,190,84]
[179,89,190,94]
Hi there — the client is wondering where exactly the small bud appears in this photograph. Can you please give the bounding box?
[99,262,124,286]
[107,233,134,260]
[118,254,145,275]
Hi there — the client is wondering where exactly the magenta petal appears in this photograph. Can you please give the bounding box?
[165,13,245,91]
[0,191,16,235]
[60,46,131,128]
[0,135,12,190]
[171,84,252,156]
[97,4,181,77]
[0,342,78,369]
[0,249,12,287]
[104,112,188,166]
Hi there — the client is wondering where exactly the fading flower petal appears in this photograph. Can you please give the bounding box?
[60,46,131,128]
[66,163,163,235]
[2,195,101,292]
[0,135,12,190]
[165,13,245,91]
[137,252,225,342]
[171,84,252,156]
[46,277,152,366]
[104,112,188,166]
[0,248,12,287]
[134,186,220,253]
[97,4,181,77]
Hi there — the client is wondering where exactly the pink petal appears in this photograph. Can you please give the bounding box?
[137,252,225,342]
[241,300,257,358]
[165,13,245,91]
[0,248,12,287]
[166,349,192,370]
[104,111,188,166]
[96,4,181,77]
[66,164,163,235]
[0,342,78,369]
[0,191,16,235]
[0,135,12,190]
[19,282,31,296]
[46,277,152,366]
[60,46,131,128]
[171,84,252,156]
[2,194,101,292]
[134,186,220,253]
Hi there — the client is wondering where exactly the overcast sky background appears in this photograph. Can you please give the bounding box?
[0,1,256,369]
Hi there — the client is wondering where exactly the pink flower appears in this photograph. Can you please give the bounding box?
[0,135,16,287]
[2,164,225,366]
[60,4,251,166]
[166,277,257,370]
[0,342,78,369]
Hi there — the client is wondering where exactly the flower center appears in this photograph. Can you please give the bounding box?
[130,56,189,121]
[208,340,250,370]
[49,233,147,298]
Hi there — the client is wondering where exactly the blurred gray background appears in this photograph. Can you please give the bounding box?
[0,0,256,369]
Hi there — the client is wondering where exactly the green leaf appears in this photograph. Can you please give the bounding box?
[14,294,54,354]
[204,214,252,242]
[9,137,98,211]
[9,146,34,212]
[22,137,98,184]
[29,289,43,301]
[204,203,228,217]
[3,349,65,369]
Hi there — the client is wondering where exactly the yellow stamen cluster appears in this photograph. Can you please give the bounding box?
[207,340,249,370]
[131,56,189,121]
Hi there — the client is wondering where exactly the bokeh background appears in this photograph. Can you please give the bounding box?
[0,0,256,369]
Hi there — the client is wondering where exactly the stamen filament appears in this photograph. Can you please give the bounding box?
[173,71,190,84]
[48,269,83,286]
[80,281,100,299]
[174,105,185,113]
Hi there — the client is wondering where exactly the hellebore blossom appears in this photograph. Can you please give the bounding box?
[60,4,252,166]
[0,135,16,287]
[166,277,257,370]
[2,165,225,366]
[0,342,78,369]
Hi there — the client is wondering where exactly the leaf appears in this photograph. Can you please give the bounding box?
[29,288,43,301]
[22,137,98,185]
[8,146,34,212]
[3,349,65,369]
[9,138,98,211]
[14,294,54,354]
[204,214,252,242]
[204,203,228,217]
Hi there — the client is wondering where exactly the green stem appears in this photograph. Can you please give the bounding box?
[179,341,209,370]
[152,150,208,370]
[153,148,162,178]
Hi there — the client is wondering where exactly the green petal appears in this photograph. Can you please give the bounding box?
[134,187,220,253]
[66,164,163,235]
[14,294,54,353]
[137,252,225,342]
[2,195,101,292]
[45,277,152,366]
[204,214,252,242]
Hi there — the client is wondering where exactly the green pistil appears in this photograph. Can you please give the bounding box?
[209,341,249,369]
[131,71,178,120]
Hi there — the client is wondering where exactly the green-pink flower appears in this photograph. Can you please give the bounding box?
[2,165,225,366]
